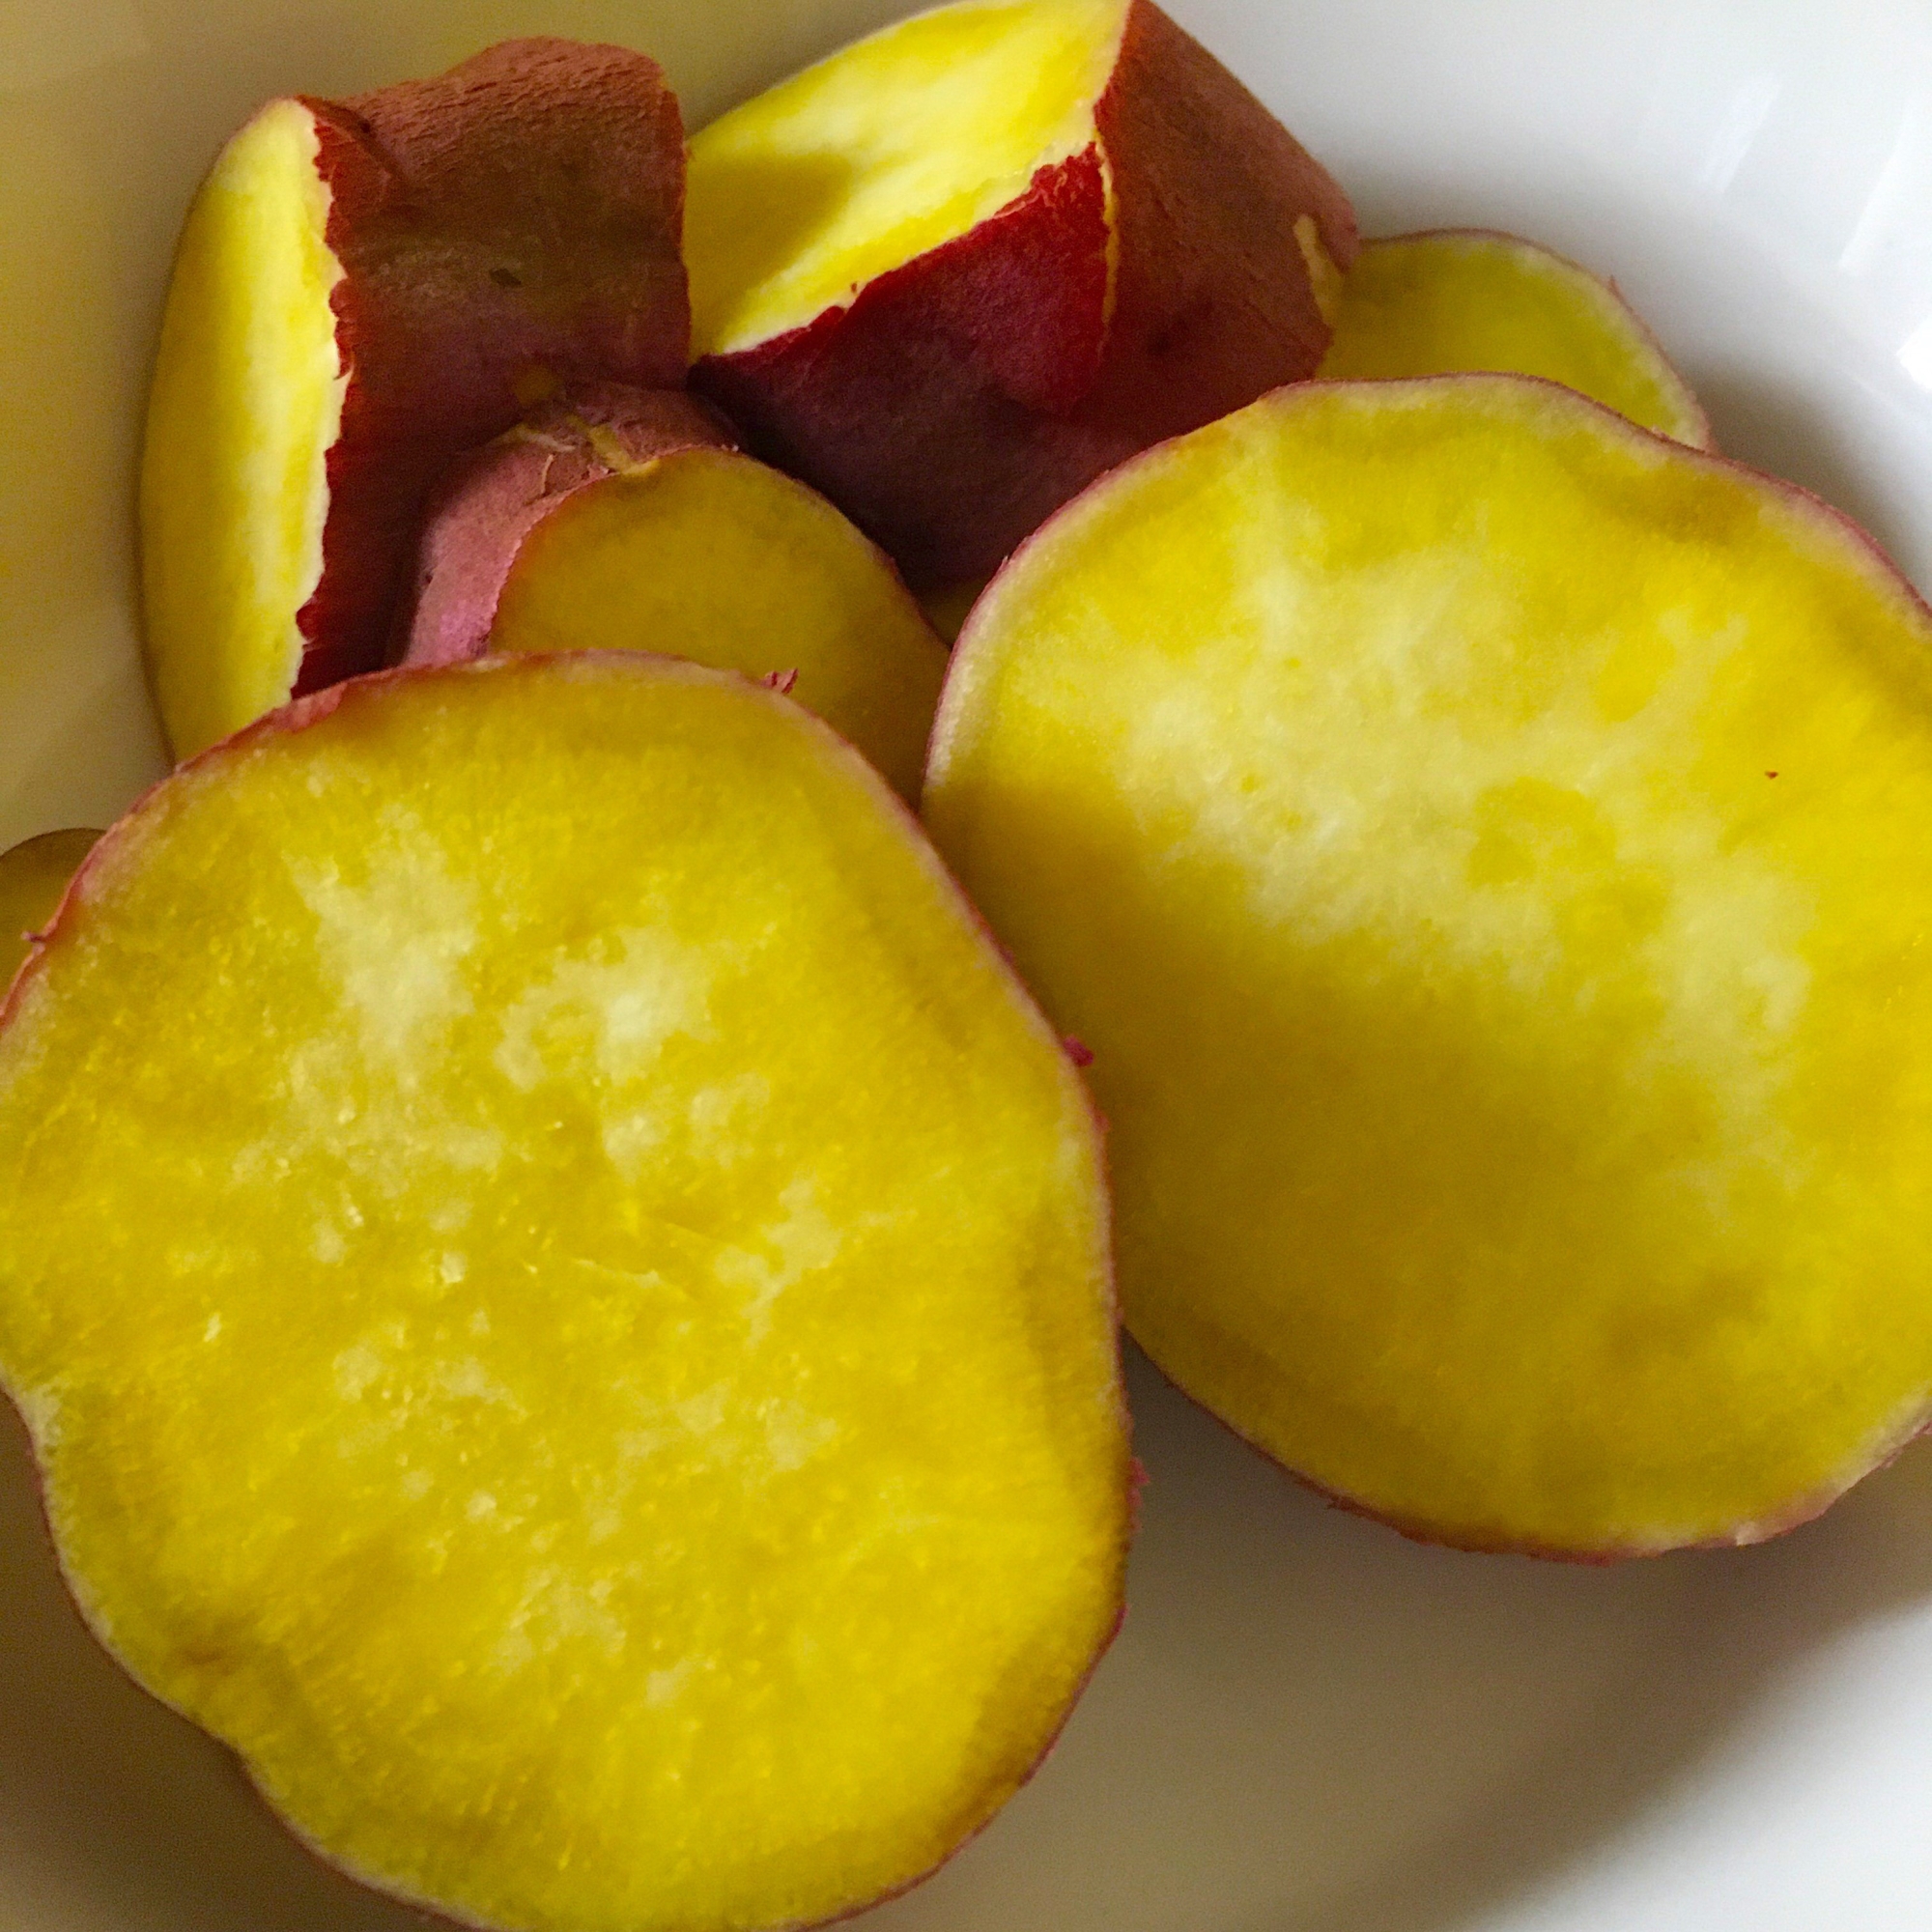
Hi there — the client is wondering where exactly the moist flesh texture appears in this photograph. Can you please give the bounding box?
[489,449,949,800]
[924,375,1932,1554]
[0,655,1128,1932]
[139,97,346,759]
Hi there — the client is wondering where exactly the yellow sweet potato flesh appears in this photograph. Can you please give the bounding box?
[491,449,947,801]
[925,375,1932,1554]
[1318,231,1709,446]
[140,98,344,758]
[0,656,1126,1932]
[686,0,1127,357]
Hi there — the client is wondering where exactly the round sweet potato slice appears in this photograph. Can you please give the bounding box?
[924,374,1932,1557]
[397,386,948,801]
[0,655,1128,1932]
[1318,229,1710,445]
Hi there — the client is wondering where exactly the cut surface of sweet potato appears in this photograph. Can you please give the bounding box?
[400,387,947,799]
[1318,230,1710,446]
[1,828,100,987]
[686,0,1356,586]
[141,97,345,754]
[0,655,1127,1932]
[688,0,1124,360]
[924,374,1932,1556]
[141,40,688,760]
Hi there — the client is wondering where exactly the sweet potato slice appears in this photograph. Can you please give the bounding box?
[0,655,1127,1932]
[1319,229,1711,445]
[924,374,1932,1557]
[0,828,99,987]
[685,0,1356,587]
[140,40,688,759]
[398,386,948,799]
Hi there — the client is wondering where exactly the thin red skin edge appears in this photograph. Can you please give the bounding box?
[694,0,1357,590]
[937,367,1932,748]
[0,651,1137,1931]
[1349,226,1716,451]
[393,385,738,668]
[3,831,103,960]
[391,387,953,698]
[925,368,1932,1561]
[1136,1339,1932,1567]
[286,38,689,697]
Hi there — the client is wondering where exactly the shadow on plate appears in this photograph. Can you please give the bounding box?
[1689,363,1922,577]
[870,1349,1932,1932]
[0,1400,435,1930]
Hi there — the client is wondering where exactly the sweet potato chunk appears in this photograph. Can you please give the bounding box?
[686,0,1356,586]
[140,40,688,758]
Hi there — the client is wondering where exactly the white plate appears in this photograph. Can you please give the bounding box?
[3,2,1931,1927]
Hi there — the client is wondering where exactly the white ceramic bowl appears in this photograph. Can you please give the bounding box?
[4,3,1931,1927]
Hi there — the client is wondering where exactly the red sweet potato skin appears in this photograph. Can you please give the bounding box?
[696,148,1116,594]
[396,384,735,669]
[693,0,1356,589]
[1079,0,1355,443]
[295,39,689,694]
